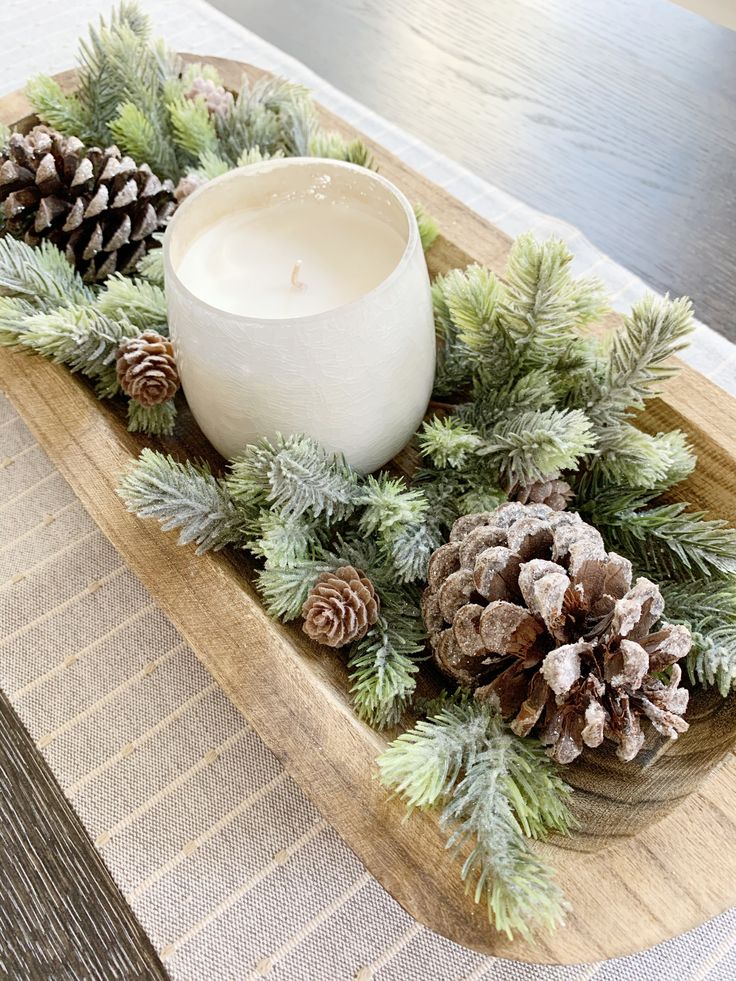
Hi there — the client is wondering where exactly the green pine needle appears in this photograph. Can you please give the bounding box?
[96,274,167,330]
[479,407,596,487]
[248,511,322,568]
[502,235,607,359]
[661,579,736,696]
[227,434,359,522]
[413,203,440,252]
[587,293,694,421]
[117,448,248,554]
[136,236,165,286]
[256,559,336,621]
[590,426,696,492]
[167,95,218,160]
[357,474,428,536]
[109,100,180,179]
[25,75,92,140]
[420,416,483,469]
[593,501,736,580]
[0,238,94,308]
[127,399,177,436]
[348,609,424,729]
[17,306,137,384]
[308,130,375,169]
[378,699,573,940]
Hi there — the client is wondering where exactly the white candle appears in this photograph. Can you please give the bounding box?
[176,198,408,319]
[164,158,436,473]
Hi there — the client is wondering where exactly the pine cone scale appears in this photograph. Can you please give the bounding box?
[423,502,692,764]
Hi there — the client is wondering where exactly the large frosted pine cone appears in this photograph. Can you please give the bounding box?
[422,502,691,764]
[0,126,175,282]
[116,331,179,407]
[302,566,380,647]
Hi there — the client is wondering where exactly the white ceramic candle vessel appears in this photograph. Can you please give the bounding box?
[164,158,436,473]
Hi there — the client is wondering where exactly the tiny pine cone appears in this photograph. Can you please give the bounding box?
[514,478,573,511]
[116,331,179,407]
[185,77,235,117]
[302,565,380,647]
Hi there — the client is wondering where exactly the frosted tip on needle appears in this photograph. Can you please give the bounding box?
[290,259,305,289]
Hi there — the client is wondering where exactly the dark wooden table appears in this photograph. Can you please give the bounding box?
[212,0,736,343]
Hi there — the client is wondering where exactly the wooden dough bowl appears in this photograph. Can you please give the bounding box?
[2,58,736,964]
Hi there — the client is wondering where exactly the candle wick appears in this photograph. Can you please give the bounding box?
[290,259,306,290]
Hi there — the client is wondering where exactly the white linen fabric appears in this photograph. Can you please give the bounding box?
[1,2,735,979]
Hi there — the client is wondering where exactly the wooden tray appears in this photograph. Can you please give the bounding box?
[2,58,736,965]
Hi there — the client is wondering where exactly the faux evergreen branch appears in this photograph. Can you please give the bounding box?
[501,234,607,360]
[256,559,336,620]
[378,699,573,939]
[167,96,219,160]
[413,203,440,252]
[348,609,424,729]
[386,520,441,584]
[118,448,249,554]
[586,426,696,493]
[420,417,483,469]
[25,75,91,141]
[248,511,322,569]
[127,399,177,436]
[357,474,428,536]
[591,501,736,581]
[227,434,359,522]
[136,235,165,286]
[17,306,137,388]
[0,238,93,309]
[96,275,167,330]
[661,579,736,696]
[214,75,317,163]
[478,407,596,488]
[586,294,694,421]
[109,100,181,181]
[308,130,375,169]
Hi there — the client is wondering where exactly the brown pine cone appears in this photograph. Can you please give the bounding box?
[514,478,573,511]
[174,173,206,203]
[116,331,179,407]
[422,502,691,764]
[185,77,234,117]
[302,566,380,647]
[0,126,175,282]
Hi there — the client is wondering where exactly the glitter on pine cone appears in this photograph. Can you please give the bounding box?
[116,331,179,407]
[422,502,691,764]
[514,477,573,512]
[302,566,380,648]
[0,126,175,282]
[185,77,235,117]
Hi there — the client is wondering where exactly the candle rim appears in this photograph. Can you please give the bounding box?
[163,157,421,325]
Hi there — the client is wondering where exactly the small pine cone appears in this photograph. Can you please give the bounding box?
[514,478,573,511]
[185,77,234,117]
[0,126,175,282]
[174,173,206,203]
[422,502,691,764]
[302,566,380,647]
[116,331,179,407]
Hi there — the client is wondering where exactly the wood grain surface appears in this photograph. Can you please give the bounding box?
[3,59,736,965]
[0,689,168,981]
[212,0,736,344]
